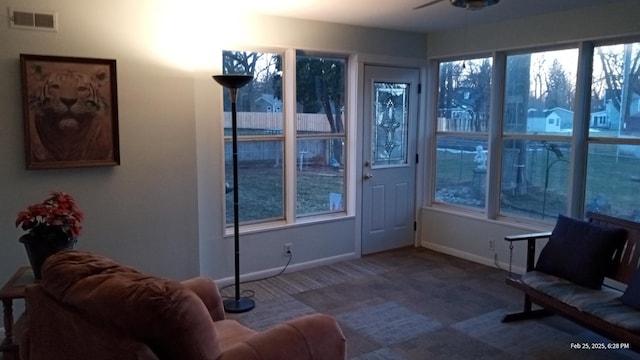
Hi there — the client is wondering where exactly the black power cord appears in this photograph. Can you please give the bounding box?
[220,251,293,300]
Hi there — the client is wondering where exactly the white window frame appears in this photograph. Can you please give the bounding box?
[222,47,355,235]
[428,37,640,226]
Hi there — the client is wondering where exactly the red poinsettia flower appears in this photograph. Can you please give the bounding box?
[15,192,83,237]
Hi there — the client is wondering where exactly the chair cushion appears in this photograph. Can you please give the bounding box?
[40,250,221,360]
[522,271,640,331]
[621,268,640,310]
[214,319,258,353]
[535,214,626,289]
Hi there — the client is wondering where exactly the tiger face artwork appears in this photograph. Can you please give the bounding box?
[24,60,116,164]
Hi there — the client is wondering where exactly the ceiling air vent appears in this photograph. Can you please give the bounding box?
[9,8,57,31]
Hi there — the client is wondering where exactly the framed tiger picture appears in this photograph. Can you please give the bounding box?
[20,54,120,169]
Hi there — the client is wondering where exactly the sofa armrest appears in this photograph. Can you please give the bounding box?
[505,231,552,272]
[504,231,551,242]
[181,276,225,321]
[19,327,30,360]
[219,314,346,360]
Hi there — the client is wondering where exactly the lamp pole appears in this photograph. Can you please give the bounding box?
[213,74,254,313]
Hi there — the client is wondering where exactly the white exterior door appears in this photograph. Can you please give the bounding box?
[362,65,420,254]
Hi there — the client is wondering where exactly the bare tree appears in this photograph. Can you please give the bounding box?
[222,51,281,112]
[437,59,489,132]
[545,59,574,109]
[596,44,640,116]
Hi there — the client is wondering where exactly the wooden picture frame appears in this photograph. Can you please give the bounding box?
[20,54,120,169]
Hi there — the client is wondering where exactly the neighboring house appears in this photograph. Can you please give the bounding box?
[528,100,640,134]
[619,93,640,133]
[527,107,573,132]
[255,94,283,112]
[590,109,609,129]
[545,107,574,132]
[593,100,619,130]
[631,93,640,116]
[592,93,640,132]
[526,109,547,132]
[255,94,308,113]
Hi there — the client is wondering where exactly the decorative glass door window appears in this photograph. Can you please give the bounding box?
[372,82,409,167]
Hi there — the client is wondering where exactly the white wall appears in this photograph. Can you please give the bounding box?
[0,0,201,282]
[0,0,428,288]
[420,0,640,271]
[426,0,640,58]
[421,208,549,274]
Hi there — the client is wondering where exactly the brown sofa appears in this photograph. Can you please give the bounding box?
[20,250,346,360]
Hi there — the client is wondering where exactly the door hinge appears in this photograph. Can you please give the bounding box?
[415,153,419,164]
[417,83,422,94]
[414,221,417,231]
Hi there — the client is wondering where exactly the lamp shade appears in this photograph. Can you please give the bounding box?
[212,74,253,89]
[451,0,499,10]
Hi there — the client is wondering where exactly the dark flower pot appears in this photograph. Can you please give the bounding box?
[19,227,77,279]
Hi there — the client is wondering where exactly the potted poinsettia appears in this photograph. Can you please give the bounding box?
[15,192,83,279]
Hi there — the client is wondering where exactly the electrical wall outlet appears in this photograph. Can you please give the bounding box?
[284,243,292,254]
[488,239,495,251]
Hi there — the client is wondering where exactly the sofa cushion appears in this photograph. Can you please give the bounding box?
[535,214,626,289]
[40,250,221,360]
[621,268,640,310]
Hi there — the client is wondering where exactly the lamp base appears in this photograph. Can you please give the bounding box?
[223,297,255,313]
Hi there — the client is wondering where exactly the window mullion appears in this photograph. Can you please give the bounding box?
[284,48,297,223]
[487,51,506,219]
[569,41,594,217]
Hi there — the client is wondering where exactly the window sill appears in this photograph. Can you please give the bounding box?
[422,204,551,233]
[224,212,355,237]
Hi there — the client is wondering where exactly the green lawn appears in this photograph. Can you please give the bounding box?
[225,163,343,223]
[437,145,640,221]
[226,145,640,224]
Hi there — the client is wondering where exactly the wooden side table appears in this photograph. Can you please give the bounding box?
[0,267,35,360]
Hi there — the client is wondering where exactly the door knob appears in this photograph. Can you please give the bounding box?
[363,173,373,180]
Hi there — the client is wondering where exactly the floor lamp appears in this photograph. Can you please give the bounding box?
[213,74,255,313]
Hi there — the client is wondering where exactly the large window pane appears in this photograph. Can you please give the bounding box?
[223,50,284,225]
[504,49,578,135]
[296,139,344,214]
[222,51,283,126]
[435,57,491,209]
[224,141,284,224]
[586,144,640,221]
[501,49,577,223]
[586,41,640,223]
[435,137,488,208]
[591,42,640,139]
[296,53,346,216]
[500,140,571,221]
[437,58,492,133]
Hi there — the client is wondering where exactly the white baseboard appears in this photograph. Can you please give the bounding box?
[216,252,359,288]
[421,241,526,275]
[216,243,527,290]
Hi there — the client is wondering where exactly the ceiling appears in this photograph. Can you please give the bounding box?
[230,0,626,33]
